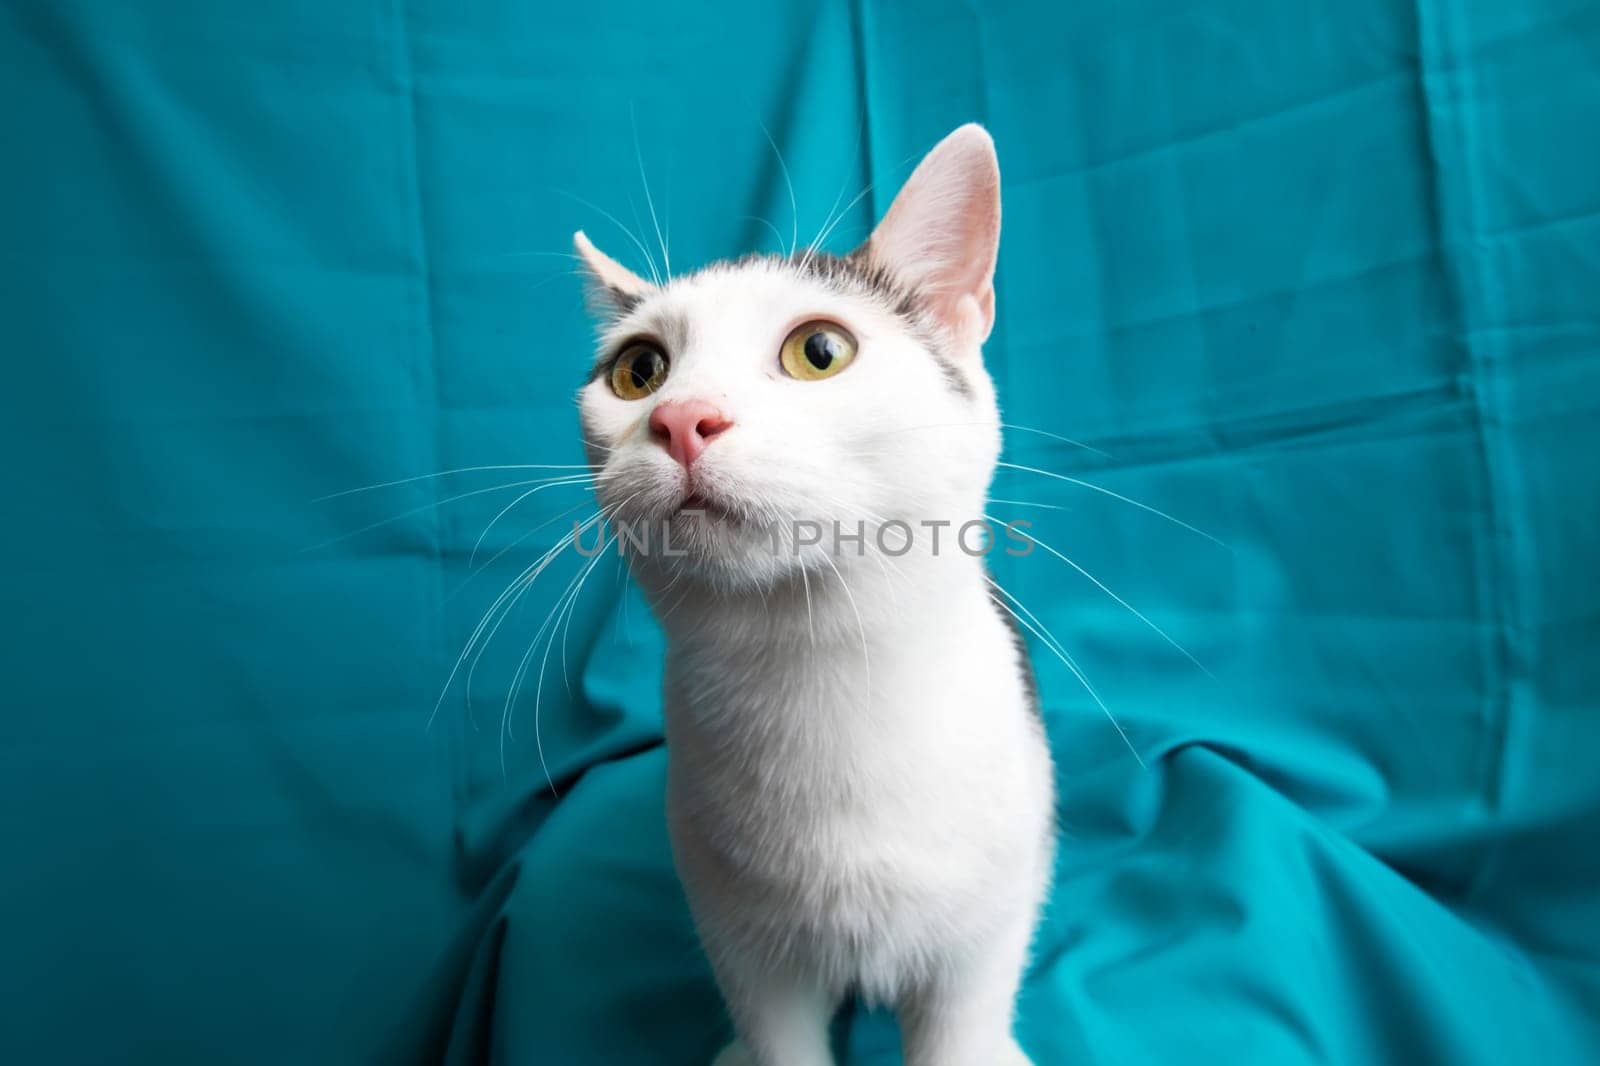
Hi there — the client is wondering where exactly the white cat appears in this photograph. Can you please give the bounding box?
[575,125,1054,1066]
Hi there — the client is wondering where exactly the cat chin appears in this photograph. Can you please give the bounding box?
[619,512,837,597]
[638,518,801,590]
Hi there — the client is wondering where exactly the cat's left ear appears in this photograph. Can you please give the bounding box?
[860,124,1000,349]
[573,230,655,316]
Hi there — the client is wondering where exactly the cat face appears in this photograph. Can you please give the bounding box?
[575,125,1003,589]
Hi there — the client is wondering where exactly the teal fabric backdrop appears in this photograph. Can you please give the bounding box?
[3,2,1597,1063]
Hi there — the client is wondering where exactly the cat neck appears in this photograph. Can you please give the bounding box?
[643,530,1029,759]
[644,540,997,656]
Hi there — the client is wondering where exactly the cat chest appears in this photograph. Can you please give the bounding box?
[672,753,1032,918]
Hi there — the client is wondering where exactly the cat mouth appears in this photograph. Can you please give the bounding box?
[677,491,739,525]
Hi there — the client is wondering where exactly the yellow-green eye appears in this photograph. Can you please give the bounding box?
[609,342,669,399]
[780,321,857,380]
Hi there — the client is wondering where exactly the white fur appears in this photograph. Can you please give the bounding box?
[576,125,1053,1065]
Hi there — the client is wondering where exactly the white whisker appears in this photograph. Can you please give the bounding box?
[800,145,926,270]
[427,511,603,732]
[469,472,613,567]
[798,554,815,648]
[632,103,671,279]
[758,120,799,258]
[1000,423,1113,460]
[742,215,789,255]
[506,531,615,788]
[550,188,662,286]
[301,475,595,554]
[990,514,1213,678]
[314,463,595,502]
[801,111,868,268]
[467,493,637,715]
[817,546,870,700]
[448,498,592,603]
[986,497,1069,512]
[861,420,1111,461]
[801,179,876,271]
[471,249,586,266]
[985,577,1145,768]
[997,462,1227,550]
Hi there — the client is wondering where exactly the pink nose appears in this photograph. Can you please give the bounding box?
[649,400,733,469]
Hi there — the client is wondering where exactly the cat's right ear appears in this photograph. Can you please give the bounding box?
[859,124,1000,350]
[573,230,655,317]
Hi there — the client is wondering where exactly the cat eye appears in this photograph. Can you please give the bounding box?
[609,341,670,400]
[780,321,857,381]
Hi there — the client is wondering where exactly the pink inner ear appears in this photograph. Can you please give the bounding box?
[863,124,1001,346]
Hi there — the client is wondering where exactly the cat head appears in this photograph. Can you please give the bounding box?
[575,124,1003,590]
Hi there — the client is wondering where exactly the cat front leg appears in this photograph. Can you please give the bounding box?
[708,955,837,1066]
[895,907,1038,1066]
